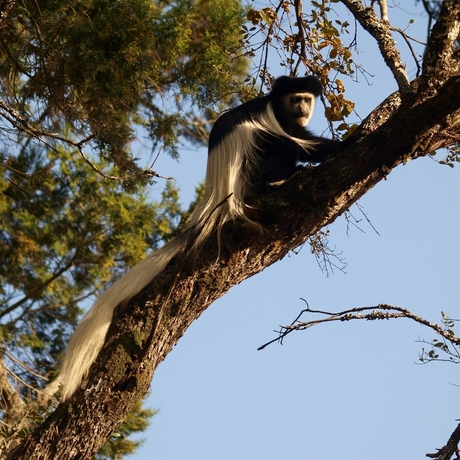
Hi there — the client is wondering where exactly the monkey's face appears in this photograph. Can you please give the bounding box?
[284,92,316,126]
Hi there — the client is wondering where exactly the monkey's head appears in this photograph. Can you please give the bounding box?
[271,75,322,127]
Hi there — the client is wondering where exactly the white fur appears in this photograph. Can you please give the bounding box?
[190,101,317,246]
[45,234,189,400]
[46,99,317,401]
[297,95,315,126]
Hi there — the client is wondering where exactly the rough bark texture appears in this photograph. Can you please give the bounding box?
[7,1,460,457]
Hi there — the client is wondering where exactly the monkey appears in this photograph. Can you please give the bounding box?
[187,75,343,248]
[45,75,344,401]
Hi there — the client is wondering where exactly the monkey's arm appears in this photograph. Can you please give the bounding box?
[263,136,346,188]
[298,136,345,163]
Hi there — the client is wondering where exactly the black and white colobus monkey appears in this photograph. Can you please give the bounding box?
[46,75,343,400]
[188,75,343,248]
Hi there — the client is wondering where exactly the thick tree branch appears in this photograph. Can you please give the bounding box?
[422,0,460,89]
[427,422,460,460]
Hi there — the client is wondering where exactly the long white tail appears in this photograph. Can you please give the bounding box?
[45,99,300,401]
[45,231,191,400]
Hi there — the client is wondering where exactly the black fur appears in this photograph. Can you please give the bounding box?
[209,75,343,192]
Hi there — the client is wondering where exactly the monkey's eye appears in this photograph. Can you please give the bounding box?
[291,95,311,104]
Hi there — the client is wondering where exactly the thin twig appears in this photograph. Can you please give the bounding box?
[258,303,460,350]
[390,27,423,77]
[339,0,412,94]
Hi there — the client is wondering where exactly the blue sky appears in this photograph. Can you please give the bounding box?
[133,3,460,459]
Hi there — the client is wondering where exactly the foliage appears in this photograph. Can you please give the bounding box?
[431,145,460,168]
[0,0,248,184]
[0,142,183,455]
[0,146,180,382]
[419,312,460,364]
[243,0,357,138]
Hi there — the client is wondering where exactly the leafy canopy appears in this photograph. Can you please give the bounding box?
[0,0,248,182]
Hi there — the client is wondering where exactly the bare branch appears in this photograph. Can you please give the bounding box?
[258,303,460,350]
[390,27,423,77]
[377,0,388,22]
[293,0,306,76]
[339,0,411,94]
[307,230,347,276]
[0,99,170,187]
